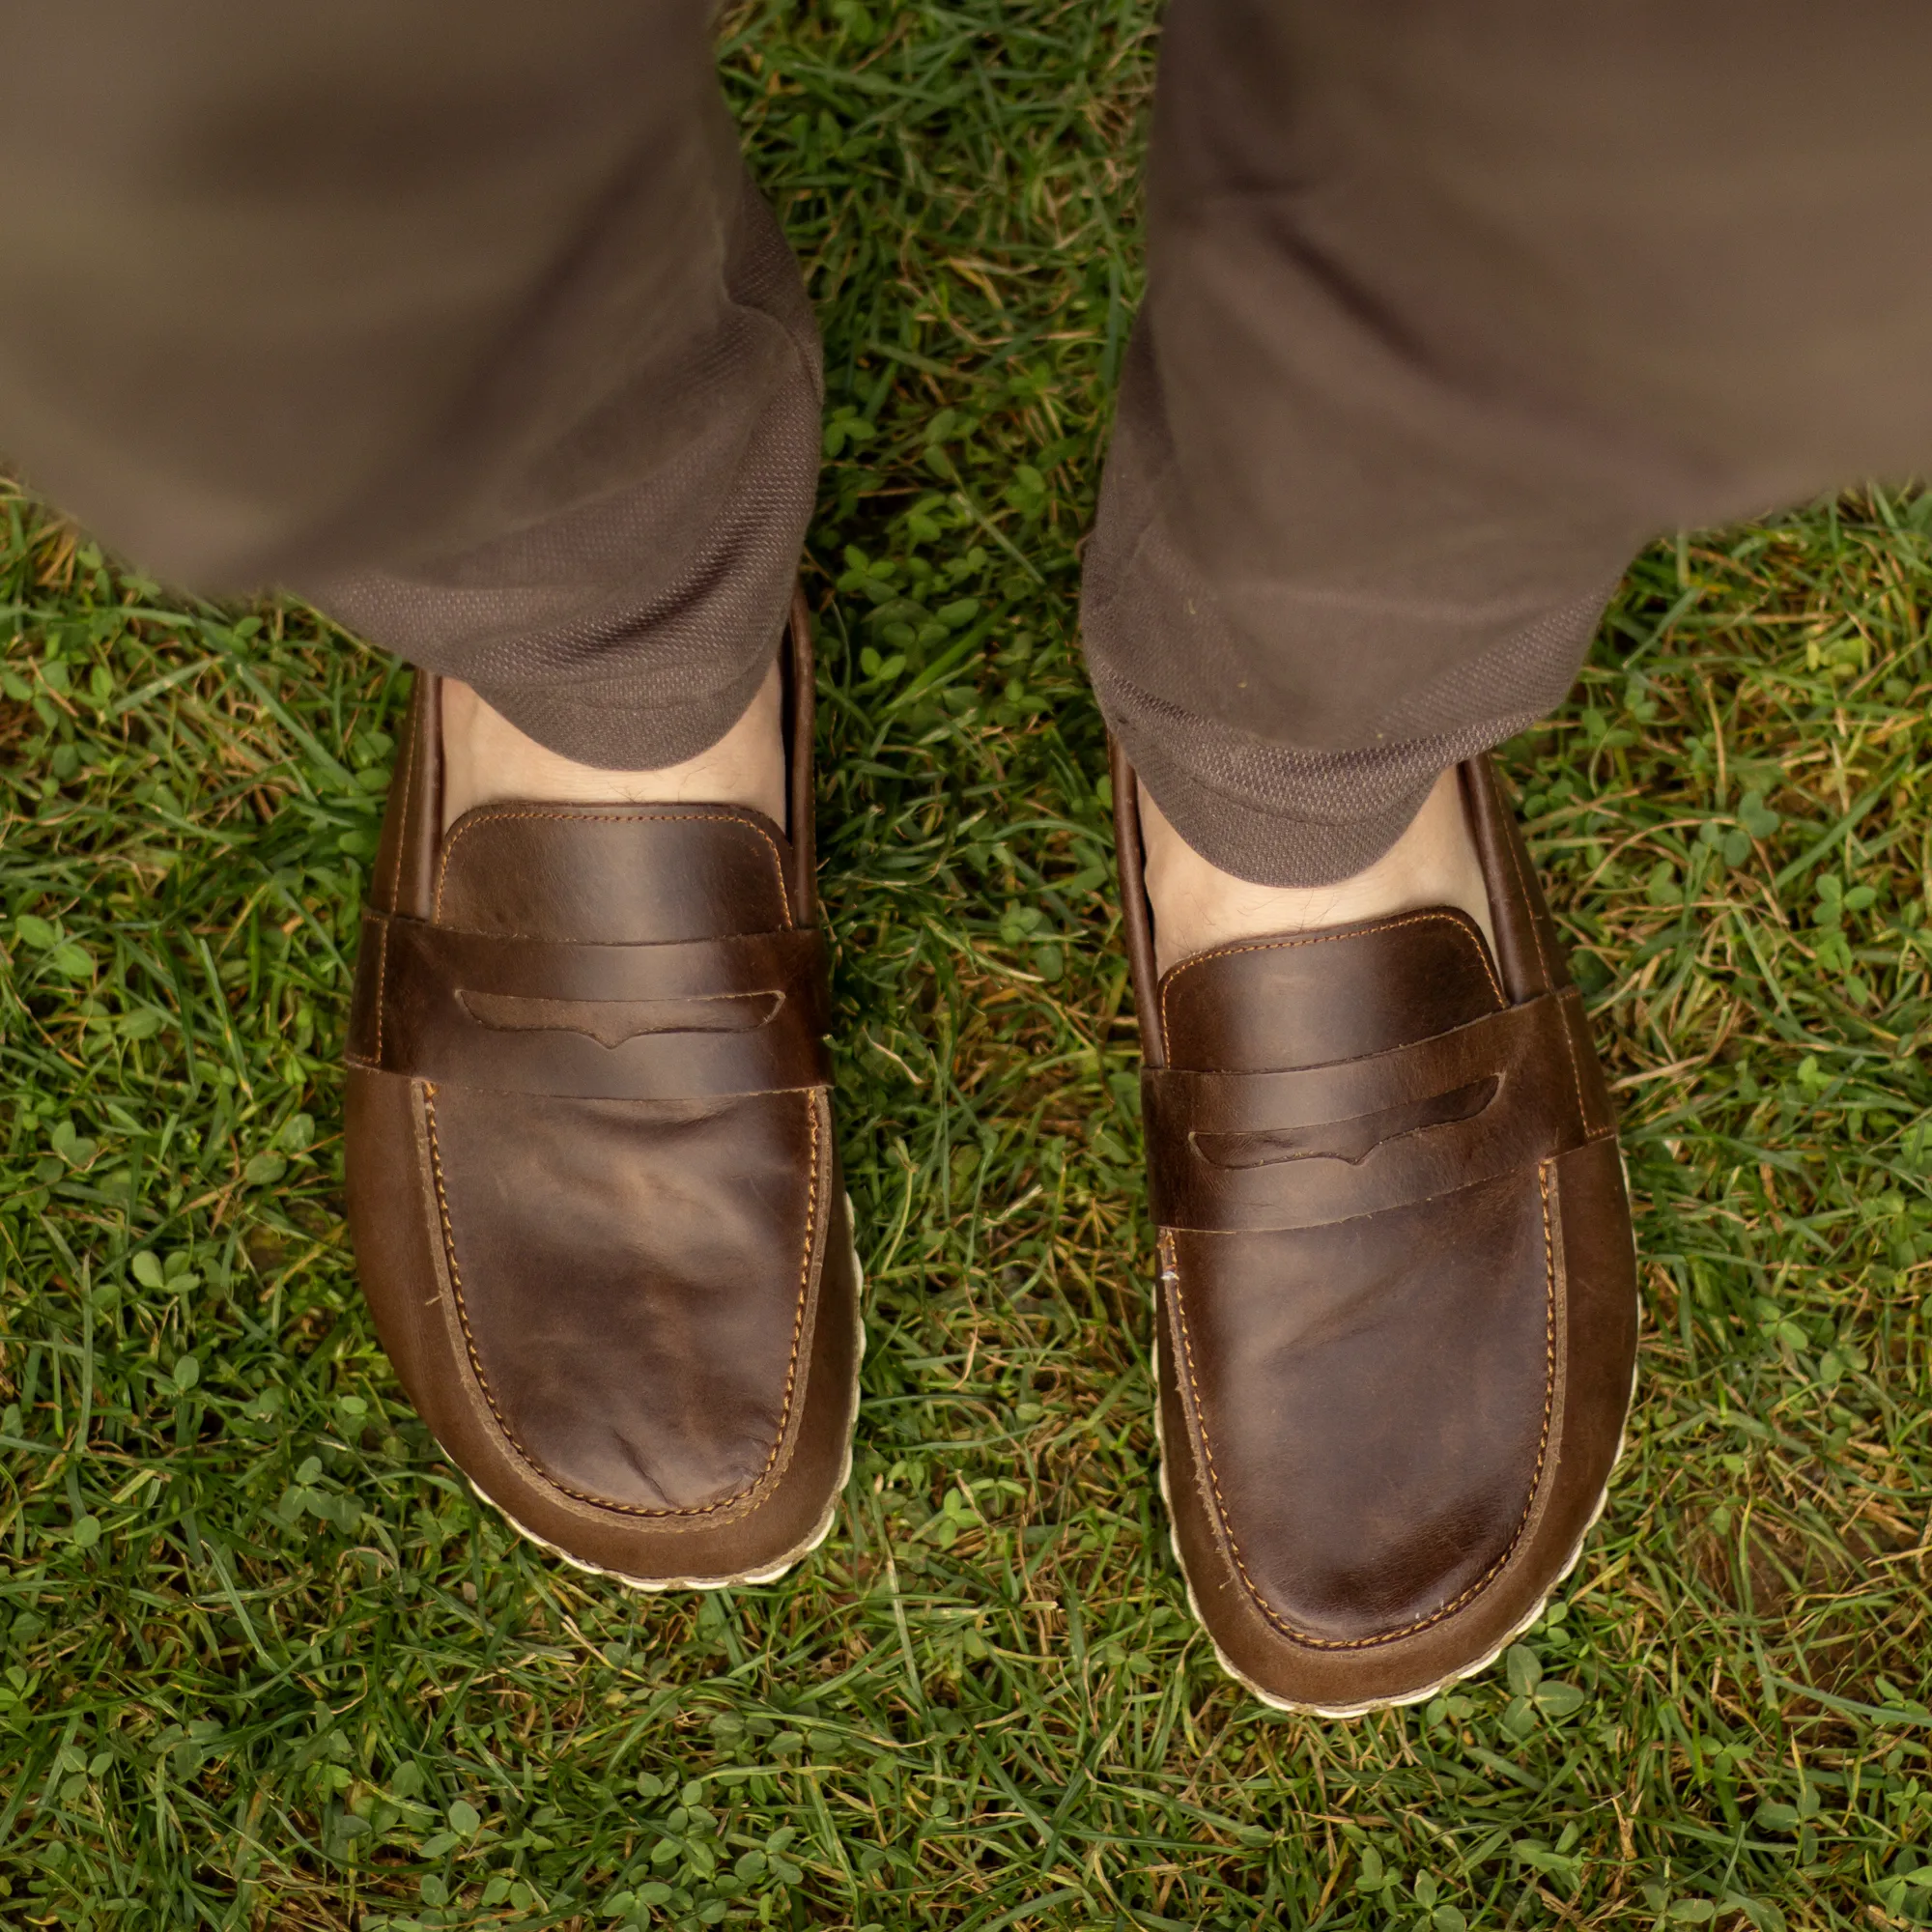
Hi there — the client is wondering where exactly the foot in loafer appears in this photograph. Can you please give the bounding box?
[345,592,862,1591]
[1137,769,1496,974]
[1117,749,1637,1715]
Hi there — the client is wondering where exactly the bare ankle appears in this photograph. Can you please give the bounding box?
[1139,771,1495,976]
[439,660,786,832]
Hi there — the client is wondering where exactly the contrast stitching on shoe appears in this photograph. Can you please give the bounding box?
[344,915,390,1073]
[1163,1158,1558,1651]
[1554,992,1597,1140]
[434,808,793,928]
[1156,913,1504,1060]
[420,1080,819,1520]
[372,913,389,1065]
[1492,807,1593,1129]
[347,707,417,1072]
[386,702,418,915]
[1495,799,1553,985]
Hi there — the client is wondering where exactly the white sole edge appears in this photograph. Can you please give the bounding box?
[470,1199,866,1596]
[1151,1277,1636,1720]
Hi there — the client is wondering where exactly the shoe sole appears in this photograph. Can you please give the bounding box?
[469,1197,866,1595]
[1150,1256,1636,1720]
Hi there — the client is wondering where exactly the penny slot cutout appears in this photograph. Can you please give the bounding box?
[1193,1076,1499,1169]
[456,990,782,1049]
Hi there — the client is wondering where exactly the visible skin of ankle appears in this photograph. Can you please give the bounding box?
[440,659,786,833]
[1139,768,1497,977]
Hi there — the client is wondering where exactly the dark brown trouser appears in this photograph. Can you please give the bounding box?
[5,2,1931,884]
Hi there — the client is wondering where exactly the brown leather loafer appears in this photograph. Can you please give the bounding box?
[1114,750,1636,1714]
[344,594,861,1590]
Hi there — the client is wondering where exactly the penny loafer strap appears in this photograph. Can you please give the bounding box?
[1143,986,1612,1232]
[346,911,833,1098]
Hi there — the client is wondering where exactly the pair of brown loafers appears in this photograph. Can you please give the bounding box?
[344,598,1636,1714]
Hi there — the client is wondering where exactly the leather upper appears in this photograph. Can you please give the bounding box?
[347,812,833,1101]
[1116,747,1637,1709]
[344,593,860,1582]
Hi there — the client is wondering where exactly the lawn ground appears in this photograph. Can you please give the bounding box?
[2,2,1930,1927]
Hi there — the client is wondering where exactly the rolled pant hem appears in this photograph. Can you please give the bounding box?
[1125,737,1447,889]
[465,641,779,774]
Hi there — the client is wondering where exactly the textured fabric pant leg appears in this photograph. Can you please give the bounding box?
[0,0,821,770]
[1082,0,1932,886]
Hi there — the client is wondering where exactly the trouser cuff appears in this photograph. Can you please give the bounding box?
[1098,666,1506,887]
[1090,615,1595,889]
[306,185,821,773]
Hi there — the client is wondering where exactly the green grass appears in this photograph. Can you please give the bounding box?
[2,0,1931,1926]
